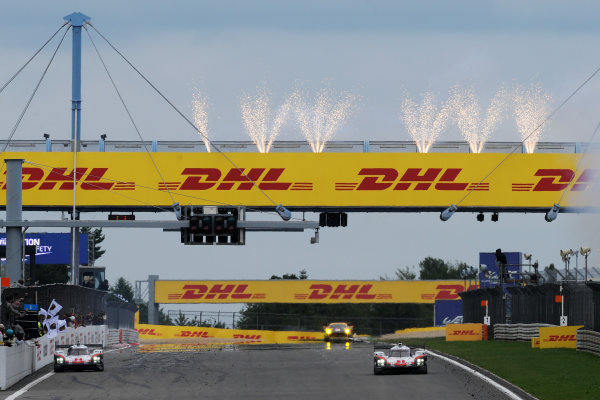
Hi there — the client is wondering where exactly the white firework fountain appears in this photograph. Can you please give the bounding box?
[241,87,292,153]
[192,90,211,152]
[448,86,508,153]
[292,88,357,153]
[400,91,450,153]
[513,83,552,154]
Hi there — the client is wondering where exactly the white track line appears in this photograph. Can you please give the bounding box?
[5,344,134,400]
[429,350,525,400]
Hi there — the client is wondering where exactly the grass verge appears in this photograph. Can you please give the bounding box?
[398,338,600,400]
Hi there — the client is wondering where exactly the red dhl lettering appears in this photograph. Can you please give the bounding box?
[179,284,252,300]
[353,168,470,191]
[4,167,131,191]
[233,334,261,340]
[287,335,320,340]
[178,331,210,338]
[299,284,378,300]
[178,168,294,191]
[421,284,478,301]
[546,334,576,342]
[136,328,161,336]
[513,169,598,192]
[451,330,477,336]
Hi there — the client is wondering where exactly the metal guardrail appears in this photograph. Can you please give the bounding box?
[493,323,556,341]
[576,330,600,356]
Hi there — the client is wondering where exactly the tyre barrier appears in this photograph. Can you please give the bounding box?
[493,323,556,341]
[107,328,139,345]
[576,330,600,357]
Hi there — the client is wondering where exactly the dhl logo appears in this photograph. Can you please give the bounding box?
[512,169,598,192]
[420,284,478,301]
[544,335,576,342]
[168,284,266,301]
[176,330,212,338]
[336,168,486,191]
[160,168,312,191]
[6,167,135,191]
[294,284,391,300]
[336,167,599,192]
[233,334,262,340]
[451,330,477,336]
[287,335,321,340]
[136,328,162,336]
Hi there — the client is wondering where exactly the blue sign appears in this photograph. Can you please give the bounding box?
[434,299,463,326]
[0,233,89,264]
[24,304,39,311]
[479,251,522,288]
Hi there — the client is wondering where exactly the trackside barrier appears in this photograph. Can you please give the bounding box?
[445,323,483,341]
[106,329,139,345]
[576,330,600,356]
[136,324,324,344]
[0,325,109,390]
[539,325,583,349]
[493,323,556,341]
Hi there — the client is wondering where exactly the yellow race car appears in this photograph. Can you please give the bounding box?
[324,322,353,341]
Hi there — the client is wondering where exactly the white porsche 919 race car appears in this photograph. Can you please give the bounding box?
[54,344,104,372]
[373,343,428,375]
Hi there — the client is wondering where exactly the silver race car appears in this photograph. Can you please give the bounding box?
[373,342,427,375]
[54,343,104,372]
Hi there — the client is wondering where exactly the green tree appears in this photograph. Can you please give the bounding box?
[81,227,106,265]
[35,264,69,284]
[395,266,417,280]
[174,311,188,326]
[418,257,463,279]
[111,277,134,302]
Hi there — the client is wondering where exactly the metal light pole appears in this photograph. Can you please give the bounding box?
[5,159,24,283]
[64,12,90,285]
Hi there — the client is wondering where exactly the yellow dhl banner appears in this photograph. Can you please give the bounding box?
[0,152,597,209]
[135,324,324,344]
[445,323,483,341]
[539,326,584,349]
[532,337,540,348]
[155,280,475,304]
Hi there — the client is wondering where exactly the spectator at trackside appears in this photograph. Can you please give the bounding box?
[0,324,6,345]
[98,279,109,291]
[496,248,508,284]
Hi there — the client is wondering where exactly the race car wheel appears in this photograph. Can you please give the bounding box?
[373,365,384,375]
[53,366,63,373]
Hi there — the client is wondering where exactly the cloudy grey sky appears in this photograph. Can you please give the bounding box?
[0,1,599,310]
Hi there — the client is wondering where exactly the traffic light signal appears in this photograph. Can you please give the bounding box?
[319,212,348,227]
[108,213,135,221]
[180,207,244,245]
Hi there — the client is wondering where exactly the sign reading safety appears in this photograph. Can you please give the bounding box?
[445,323,483,341]
[1,152,597,209]
[539,325,584,349]
[155,280,475,304]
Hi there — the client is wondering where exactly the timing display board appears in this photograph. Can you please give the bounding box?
[154,280,475,304]
[0,152,597,209]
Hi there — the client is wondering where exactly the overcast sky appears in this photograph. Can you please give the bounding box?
[1,1,599,311]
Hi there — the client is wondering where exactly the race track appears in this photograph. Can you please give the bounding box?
[2,343,525,400]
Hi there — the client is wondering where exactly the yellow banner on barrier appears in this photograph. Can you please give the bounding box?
[532,337,540,348]
[445,323,483,341]
[539,326,584,349]
[135,324,324,344]
[155,280,474,304]
[0,152,597,209]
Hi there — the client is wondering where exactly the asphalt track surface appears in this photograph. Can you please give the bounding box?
[1,343,527,400]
